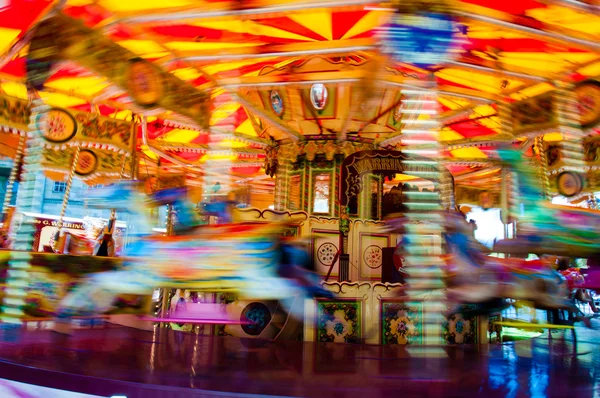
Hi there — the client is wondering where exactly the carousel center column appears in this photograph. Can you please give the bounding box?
[0,98,48,325]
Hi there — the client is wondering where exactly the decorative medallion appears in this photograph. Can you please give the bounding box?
[443,312,477,344]
[557,172,583,197]
[125,59,164,108]
[40,108,77,144]
[363,245,383,269]
[317,242,338,265]
[270,90,284,117]
[310,84,328,110]
[381,301,422,345]
[576,80,600,129]
[240,302,272,336]
[317,301,361,343]
[75,149,98,176]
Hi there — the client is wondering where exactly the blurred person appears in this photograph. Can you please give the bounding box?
[170,289,183,314]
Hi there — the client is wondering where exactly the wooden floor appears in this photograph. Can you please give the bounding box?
[0,321,598,397]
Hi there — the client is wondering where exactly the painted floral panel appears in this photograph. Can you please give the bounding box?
[317,301,361,344]
[443,312,477,344]
[381,301,422,345]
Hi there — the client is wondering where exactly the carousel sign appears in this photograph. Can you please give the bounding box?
[36,107,134,153]
[340,150,449,207]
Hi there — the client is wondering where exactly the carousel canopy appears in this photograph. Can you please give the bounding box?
[0,0,598,185]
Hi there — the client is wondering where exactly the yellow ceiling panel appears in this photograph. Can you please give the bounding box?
[499,53,598,74]
[117,40,166,56]
[578,61,600,78]
[193,20,316,42]
[99,0,198,13]
[477,116,500,132]
[527,6,600,36]
[140,52,171,59]
[165,41,261,52]
[66,0,94,5]
[511,83,556,100]
[289,11,332,41]
[1,81,28,99]
[234,119,258,137]
[39,92,87,108]
[438,96,472,110]
[440,129,465,141]
[44,77,110,97]
[0,27,21,54]
[450,147,487,159]
[172,67,201,81]
[202,153,237,162]
[201,58,276,77]
[342,11,386,40]
[160,129,201,143]
[470,105,496,118]
[140,146,160,160]
[217,139,249,149]
[211,102,241,125]
[463,23,528,40]
[436,69,521,94]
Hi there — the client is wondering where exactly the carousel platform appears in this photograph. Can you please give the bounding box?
[0,323,598,398]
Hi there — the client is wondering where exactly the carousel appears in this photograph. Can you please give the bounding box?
[0,0,598,396]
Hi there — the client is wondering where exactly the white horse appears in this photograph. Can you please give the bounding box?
[55,181,332,328]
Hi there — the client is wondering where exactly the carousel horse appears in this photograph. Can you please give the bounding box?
[54,181,333,326]
[556,259,599,313]
[151,187,328,298]
[442,213,575,310]
[492,148,600,295]
[493,149,600,258]
[387,212,586,321]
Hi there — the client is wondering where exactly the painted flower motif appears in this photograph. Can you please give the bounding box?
[388,310,418,344]
[325,310,354,342]
[455,320,464,334]
[47,115,67,137]
[447,315,470,344]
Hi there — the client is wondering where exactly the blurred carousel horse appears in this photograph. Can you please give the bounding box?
[557,261,599,314]
[386,212,586,321]
[54,182,333,327]
[492,148,600,295]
